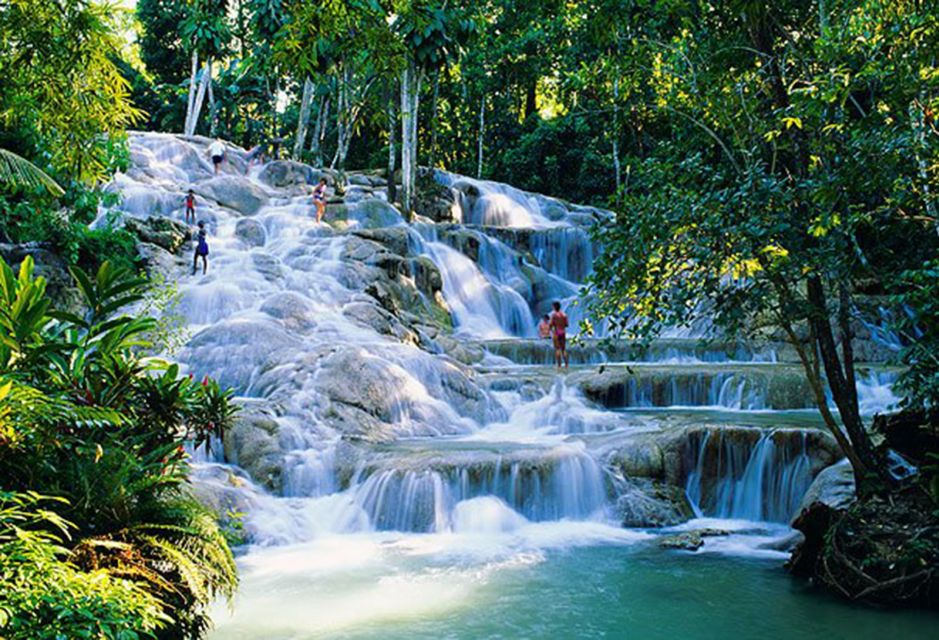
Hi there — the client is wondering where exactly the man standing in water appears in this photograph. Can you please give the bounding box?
[549,301,569,369]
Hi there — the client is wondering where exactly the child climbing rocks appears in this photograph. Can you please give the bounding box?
[185,189,196,223]
[193,221,209,275]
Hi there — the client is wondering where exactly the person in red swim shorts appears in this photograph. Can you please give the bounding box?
[549,300,569,369]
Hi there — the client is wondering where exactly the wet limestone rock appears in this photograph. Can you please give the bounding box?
[415,170,459,222]
[195,175,269,216]
[260,291,317,332]
[183,318,295,393]
[343,300,420,346]
[124,216,191,254]
[347,198,403,228]
[616,478,694,528]
[136,242,183,280]
[223,408,285,491]
[794,459,855,521]
[0,242,81,311]
[235,218,267,247]
[257,160,321,188]
[659,529,729,551]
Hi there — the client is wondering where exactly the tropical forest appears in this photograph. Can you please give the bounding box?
[1,0,938,638]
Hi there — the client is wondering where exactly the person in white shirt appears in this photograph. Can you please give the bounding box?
[208,139,225,175]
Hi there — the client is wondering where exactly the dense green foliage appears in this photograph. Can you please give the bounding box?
[0,257,238,638]
[0,492,169,639]
[581,0,938,491]
[125,1,633,205]
[0,0,142,270]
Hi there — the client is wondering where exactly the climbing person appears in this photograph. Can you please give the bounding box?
[549,301,570,369]
[312,177,328,223]
[208,138,225,175]
[193,221,209,275]
[184,189,196,224]
[538,314,552,339]
[245,143,263,168]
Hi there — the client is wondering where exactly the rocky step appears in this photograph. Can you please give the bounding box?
[477,363,900,413]
[473,337,800,367]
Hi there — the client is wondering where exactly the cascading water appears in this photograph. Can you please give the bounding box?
[352,447,607,533]
[684,429,815,523]
[99,133,918,638]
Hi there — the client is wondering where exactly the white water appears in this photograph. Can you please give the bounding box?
[105,134,907,637]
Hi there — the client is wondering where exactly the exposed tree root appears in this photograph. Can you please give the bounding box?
[790,489,939,608]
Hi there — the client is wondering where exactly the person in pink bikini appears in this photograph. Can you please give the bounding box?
[549,301,569,369]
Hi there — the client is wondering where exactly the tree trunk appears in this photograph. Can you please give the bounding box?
[428,72,441,168]
[387,82,397,205]
[207,59,217,137]
[310,95,329,168]
[294,77,315,160]
[524,81,537,120]
[400,61,414,215]
[476,94,485,179]
[612,75,622,202]
[187,58,211,137]
[806,276,884,494]
[185,49,199,135]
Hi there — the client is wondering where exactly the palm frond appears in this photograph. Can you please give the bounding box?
[0,148,64,197]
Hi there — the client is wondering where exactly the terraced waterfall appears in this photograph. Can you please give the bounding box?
[108,134,937,639]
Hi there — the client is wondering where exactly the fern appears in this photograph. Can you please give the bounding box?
[0,148,65,197]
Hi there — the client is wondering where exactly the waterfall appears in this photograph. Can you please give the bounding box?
[684,430,814,523]
[350,448,607,533]
[528,227,594,283]
[416,228,534,338]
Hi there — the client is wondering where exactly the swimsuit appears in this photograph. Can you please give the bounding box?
[197,231,209,256]
[551,312,568,350]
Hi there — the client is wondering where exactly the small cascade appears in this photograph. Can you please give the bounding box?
[497,379,624,436]
[855,370,900,414]
[592,372,769,410]
[282,447,339,498]
[528,227,594,283]
[416,228,534,337]
[684,429,814,523]
[351,448,607,533]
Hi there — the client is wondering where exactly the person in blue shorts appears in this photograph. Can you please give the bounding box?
[193,221,209,275]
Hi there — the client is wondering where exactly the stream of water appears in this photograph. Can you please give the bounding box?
[109,134,936,639]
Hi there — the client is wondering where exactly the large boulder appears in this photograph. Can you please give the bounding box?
[183,318,295,392]
[258,160,325,189]
[342,300,419,346]
[0,242,81,311]
[194,175,269,216]
[794,459,855,520]
[314,347,492,441]
[415,169,459,222]
[124,216,191,253]
[260,292,317,332]
[136,242,183,280]
[346,198,403,228]
[223,408,285,491]
[615,478,694,528]
[235,218,267,247]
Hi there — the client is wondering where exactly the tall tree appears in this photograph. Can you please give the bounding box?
[586,0,939,495]
[392,0,476,215]
[182,0,231,136]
